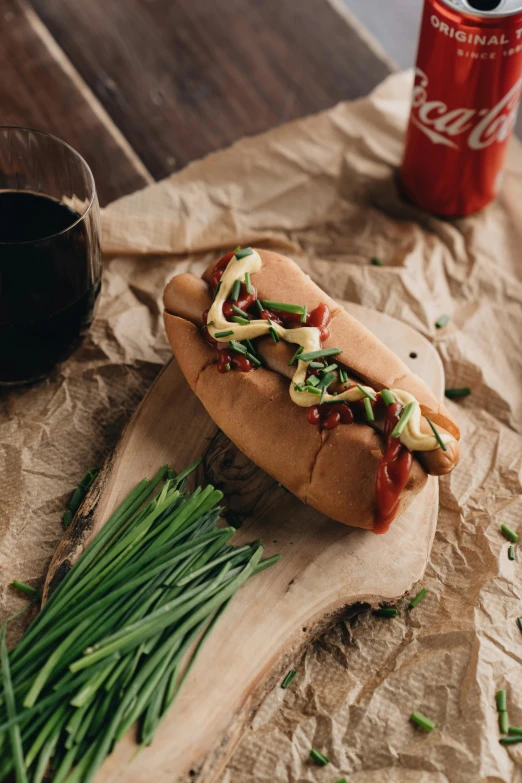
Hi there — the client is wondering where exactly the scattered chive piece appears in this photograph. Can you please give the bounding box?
[435,314,450,329]
[232,316,250,326]
[310,361,325,369]
[391,402,416,438]
[425,416,448,452]
[261,300,305,315]
[363,397,374,421]
[235,247,253,260]
[289,346,304,366]
[410,712,435,732]
[335,779,348,783]
[356,384,377,402]
[213,281,222,299]
[409,588,428,609]
[501,525,519,544]
[445,388,471,399]
[301,305,308,324]
[307,376,320,387]
[317,372,336,391]
[374,607,398,618]
[299,348,342,363]
[380,389,395,406]
[244,272,253,294]
[10,581,42,601]
[518,618,522,632]
[499,712,509,734]
[508,545,516,561]
[225,363,231,371]
[231,304,250,319]
[339,369,348,384]
[371,257,384,266]
[321,363,338,374]
[310,749,330,766]
[214,330,234,338]
[508,727,522,735]
[234,245,241,252]
[269,327,279,344]
[231,279,241,302]
[497,690,507,712]
[281,670,297,689]
[229,341,247,355]
[306,387,322,397]
[244,338,256,356]
[246,352,261,368]
[500,736,522,745]
[255,299,265,314]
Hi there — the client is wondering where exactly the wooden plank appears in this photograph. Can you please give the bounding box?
[29,0,392,179]
[2,0,153,205]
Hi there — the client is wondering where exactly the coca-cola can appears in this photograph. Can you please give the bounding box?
[401,0,522,216]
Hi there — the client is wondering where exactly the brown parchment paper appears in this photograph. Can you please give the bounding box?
[1,69,522,782]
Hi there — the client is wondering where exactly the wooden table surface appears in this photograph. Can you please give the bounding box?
[2,0,409,206]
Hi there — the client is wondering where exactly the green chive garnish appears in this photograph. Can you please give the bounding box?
[321,363,338,373]
[235,247,253,260]
[231,304,250,319]
[508,545,516,560]
[225,363,231,371]
[261,300,305,315]
[501,525,519,543]
[299,348,342,363]
[306,387,322,397]
[435,314,450,329]
[310,749,329,766]
[11,581,42,601]
[234,245,241,252]
[409,588,428,609]
[281,670,297,689]
[246,352,261,368]
[374,607,398,618]
[445,388,471,399]
[356,384,377,402]
[500,712,509,734]
[301,305,308,324]
[307,375,320,387]
[317,372,336,391]
[289,346,304,366]
[310,361,325,369]
[425,416,447,452]
[232,316,250,326]
[229,341,247,355]
[213,281,222,299]
[244,272,253,294]
[371,257,384,266]
[391,402,415,438]
[339,369,348,384]
[497,690,507,712]
[269,327,279,344]
[231,279,241,301]
[364,397,374,421]
[319,386,327,405]
[214,330,234,338]
[380,389,395,406]
[508,727,522,735]
[245,338,256,355]
[410,712,435,732]
[500,736,522,745]
[255,299,264,314]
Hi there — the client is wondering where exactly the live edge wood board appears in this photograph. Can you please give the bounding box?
[44,302,444,783]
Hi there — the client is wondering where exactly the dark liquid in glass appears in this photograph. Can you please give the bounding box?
[0,191,101,384]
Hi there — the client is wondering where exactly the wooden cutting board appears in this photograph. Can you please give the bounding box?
[44,301,444,783]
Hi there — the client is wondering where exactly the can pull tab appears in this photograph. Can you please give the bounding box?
[466,0,502,10]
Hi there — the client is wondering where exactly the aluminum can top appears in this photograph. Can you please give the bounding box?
[439,0,522,18]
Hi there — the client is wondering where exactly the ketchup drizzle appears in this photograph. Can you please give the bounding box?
[374,402,413,535]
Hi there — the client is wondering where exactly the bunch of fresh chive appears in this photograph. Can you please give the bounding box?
[0,461,279,783]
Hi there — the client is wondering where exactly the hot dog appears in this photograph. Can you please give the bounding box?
[163,248,461,533]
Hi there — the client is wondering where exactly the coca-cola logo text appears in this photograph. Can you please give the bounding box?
[410,68,522,150]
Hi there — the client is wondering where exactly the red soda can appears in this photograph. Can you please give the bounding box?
[401,0,522,216]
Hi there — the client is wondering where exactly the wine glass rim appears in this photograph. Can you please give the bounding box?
[0,126,97,245]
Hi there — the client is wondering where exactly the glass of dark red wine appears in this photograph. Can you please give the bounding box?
[0,127,102,385]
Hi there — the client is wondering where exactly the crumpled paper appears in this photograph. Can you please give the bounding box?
[2,69,522,782]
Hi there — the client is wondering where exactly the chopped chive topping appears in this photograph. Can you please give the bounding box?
[247,352,261,368]
[213,281,222,299]
[508,545,516,561]
[301,305,308,324]
[281,669,297,689]
[499,712,509,734]
[225,363,231,371]
[229,340,247,354]
[409,588,428,609]
[255,299,265,314]
[380,389,395,406]
[339,369,348,384]
[317,372,336,391]
[235,247,254,260]
[374,606,398,618]
[234,245,241,252]
[269,327,279,344]
[356,384,377,402]
[231,279,241,301]
[232,316,250,326]
[500,736,522,745]
[320,386,327,405]
[371,257,384,266]
[508,726,522,735]
[10,581,42,601]
[261,300,305,315]
[364,397,374,421]
[289,346,304,366]
[425,416,447,452]
[306,386,322,396]
[214,329,234,338]
[245,338,256,356]
[310,749,330,766]
[501,524,519,543]
[299,348,342,363]
[445,388,471,399]
[321,363,338,373]
[231,304,250,319]
[410,712,435,732]
[244,271,253,294]
[391,402,416,439]
[518,618,522,632]
[335,779,348,783]
[497,690,507,712]
[435,314,450,329]
[307,375,320,387]
[310,361,325,369]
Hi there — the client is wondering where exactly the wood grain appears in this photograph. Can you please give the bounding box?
[45,303,444,783]
[29,0,392,179]
[1,0,152,204]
